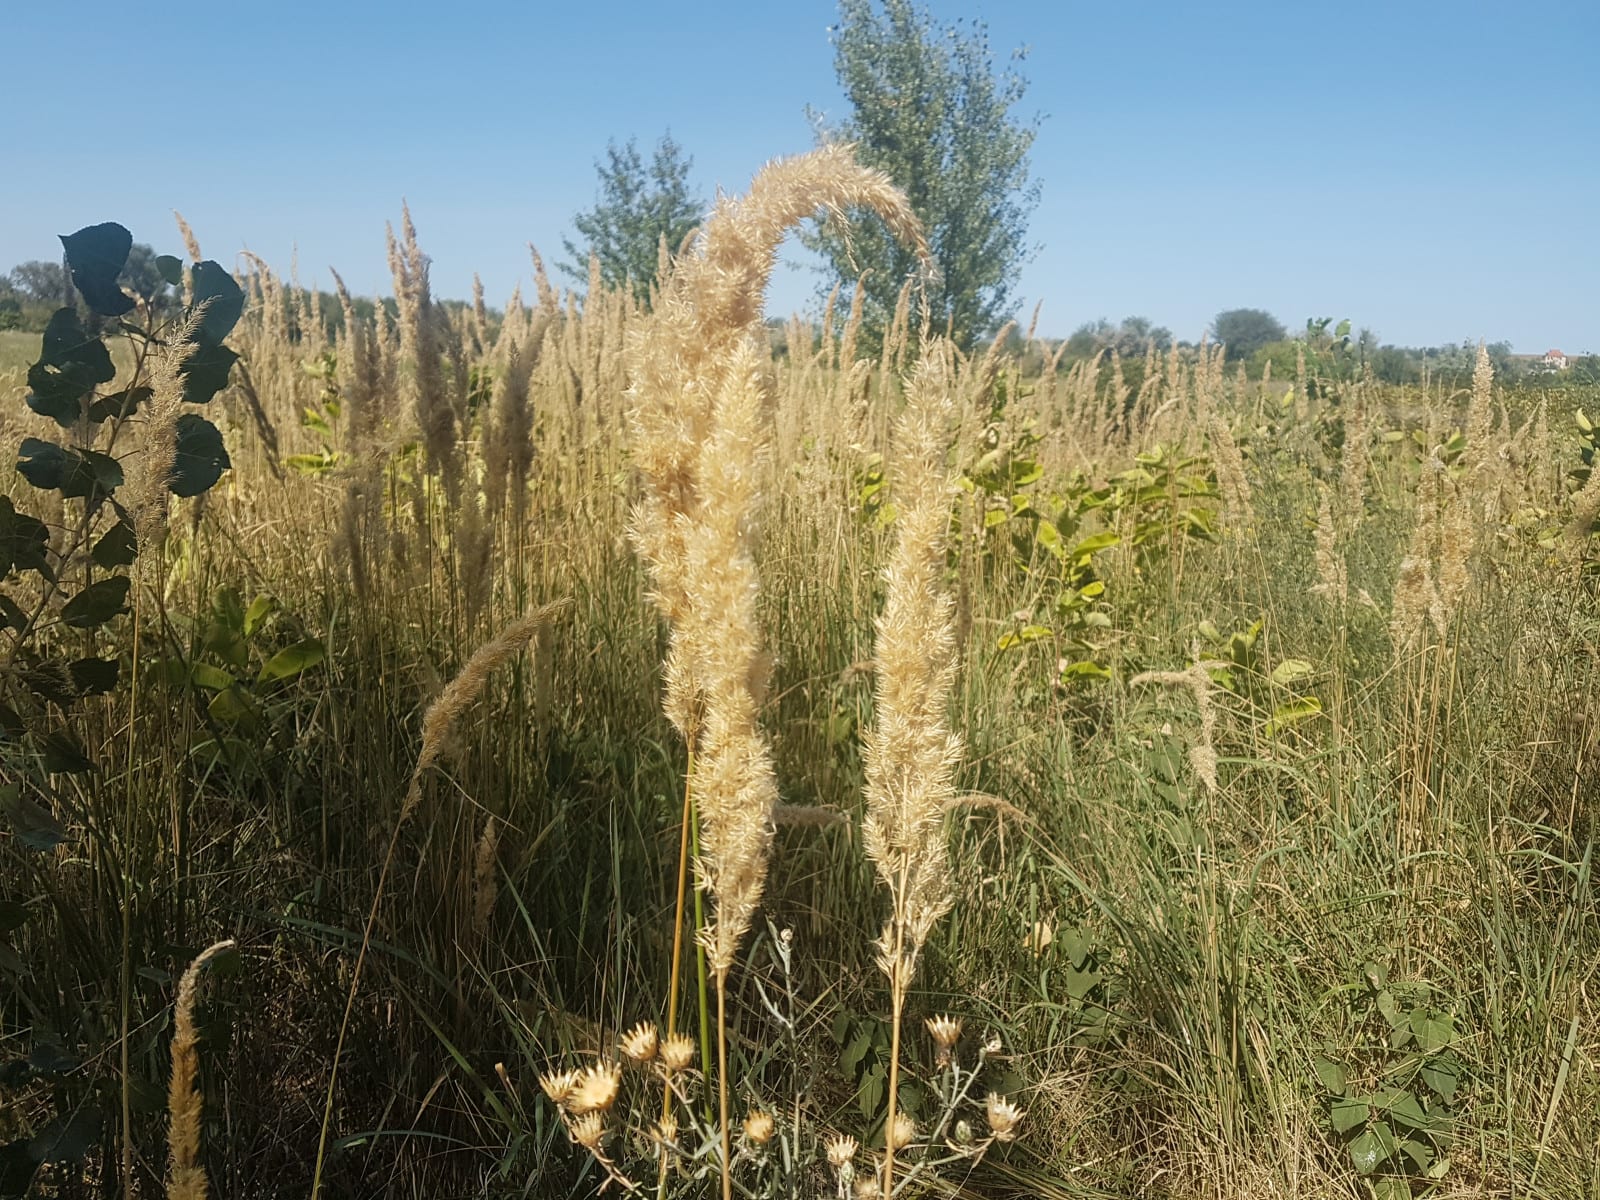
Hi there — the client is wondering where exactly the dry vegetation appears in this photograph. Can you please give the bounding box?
[2,150,1599,1200]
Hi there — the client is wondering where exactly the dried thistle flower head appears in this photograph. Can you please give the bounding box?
[743,1110,775,1145]
[985,1093,1024,1141]
[888,1112,917,1150]
[659,1033,696,1072]
[854,1178,881,1199]
[569,1111,607,1150]
[620,1021,659,1062]
[826,1135,859,1167]
[652,1114,680,1146]
[539,1068,581,1107]
[567,1062,622,1114]
[926,1014,962,1066]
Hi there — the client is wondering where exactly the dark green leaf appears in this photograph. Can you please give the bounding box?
[155,254,184,286]
[88,385,151,423]
[208,684,259,730]
[1411,1009,1456,1053]
[61,576,130,628]
[69,657,119,696]
[91,519,137,568]
[0,497,49,577]
[1348,1122,1398,1175]
[189,662,235,691]
[243,594,276,638]
[60,222,133,316]
[0,902,28,936]
[25,308,116,426]
[39,731,95,774]
[1419,1055,1460,1102]
[16,439,122,500]
[169,414,230,496]
[1313,1056,1348,1094]
[27,1042,80,1074]
[1383,1091,1432,1130]
[178,340,239,404]
[27,1106,101,1164]
[0,705,24,740]
[0,1138,39,1199]
[256,638,325,685]
[1330,1095,1368,1133]
[187,261,245,343]
[1,785,66,850]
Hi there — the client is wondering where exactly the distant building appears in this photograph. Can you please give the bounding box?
[1543,349,1570,370]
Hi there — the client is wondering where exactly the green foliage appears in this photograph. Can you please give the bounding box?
[561,132,702,303]
[807,0,1038,350]
[1211,308,1287,362]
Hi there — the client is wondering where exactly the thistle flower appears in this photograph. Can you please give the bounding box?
[826,1135,859,1167]
[888,1112,917,1150]
[743,1110,775,1145]
[539,1068,581,1107]
[619,1021,659,1063]
[652,1114,680,1146]
[854,1178,881,1199]
[569,1111,607,1150]
[925,1014,962,1067]
[985,1094,1023,1141]
[659,1034,696,1072]
[566,1062,622,1115]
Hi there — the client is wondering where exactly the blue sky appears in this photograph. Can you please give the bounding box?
[2,0,1595,351]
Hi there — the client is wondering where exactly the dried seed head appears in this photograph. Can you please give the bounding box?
[888,1112,917,1150]
[659,1033,696,1072]
[743,1110,775,1145]
[652,1114,679,1146]
[985,1093,1024,1141]
[926,1014,962,1067]
[620,1021,659,1063]
[826,1134,858,1166]
[854,1178,881,1200]
[539,1068,581,1107]
[567,1062,622,1114]
[984,1033,1002,1056]
[569,1111,606,1150]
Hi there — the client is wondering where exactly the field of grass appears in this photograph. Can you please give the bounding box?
[2,156,1598,1200]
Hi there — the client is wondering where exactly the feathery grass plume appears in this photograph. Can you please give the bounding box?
[1209,411,1255,534]
[470,815,501,946]
[1391,453,1444,652]
[166,940,235,1200]
[386,203,459,502]
[403,599,571,820]
[1130,656,1221,793]
[626,144,929,1200]
[1311,483,1346,603]
[133,307,210,554]
[863,344,963,1194]
[1338,375,1371,534]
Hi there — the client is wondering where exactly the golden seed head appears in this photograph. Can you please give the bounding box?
[652,1114,679,1145]
[925,1014,963,1049]
[538,1068,581,1106]
[888,1112,917,1150]
[985,1093,1024,1141]
[569,1111,606,1150]
[566,1062,622,1114]
[854,1178,881,1199]
[659,1033,696,1072]
[743,1109,775,1145]
[825,1134,858,1166]
[619,1020,659,1062]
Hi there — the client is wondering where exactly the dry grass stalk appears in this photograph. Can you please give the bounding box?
[386,204,459,502]
[134,307,210,554]
[1391,454,1444,653]
[626,144,929,1200]
[1311,483,1347,604]
[166,939,235,1200]
[863,345,963,1194]
[1130,657,1222,793]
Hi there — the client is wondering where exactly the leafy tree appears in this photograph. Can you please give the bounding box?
[1065,315,1173,360]
[8,260,69,305]
[806,0,1040,351]
[561,133,703,303]
[1211,308,1286,361]
[8,243,175,316]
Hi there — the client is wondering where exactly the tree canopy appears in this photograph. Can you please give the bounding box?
[806,0,1040,351]
[561,133,703,304]
[1211,308,1287,361]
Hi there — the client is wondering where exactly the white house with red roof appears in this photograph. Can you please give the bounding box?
[1542,349,1570,370]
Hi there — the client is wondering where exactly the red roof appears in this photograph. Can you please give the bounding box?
[1545,349,1566,358]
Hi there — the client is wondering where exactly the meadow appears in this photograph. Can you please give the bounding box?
[2,152,1598,1200]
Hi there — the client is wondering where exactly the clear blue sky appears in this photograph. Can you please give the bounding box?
[3,0,1595,352]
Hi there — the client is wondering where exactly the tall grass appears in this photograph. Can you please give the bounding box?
[0,157,1597,1200]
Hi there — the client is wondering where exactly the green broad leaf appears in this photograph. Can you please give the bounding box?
[0,705,25,739]
[189,662,235,692]
[62,576,130,628]
[1372,1178,1411,1200]
[155,254,185,286]
[26,308,117,425]
[1419,1055,1460,1101]
[1263,696,1322,736]
[16,440,123,500]
[178,340,239,404]
[1382,1091,1432,1130]
[256,638,325,685]
[88,386,152,423]
[997,624,1052,650]
[1059,659,1112,682]
[1347,1122,1398,1174]
[1410,1009,1456,1053]
[1269,658,1315,685]
[91,520,137,568]
[208,684,260,730]
[285,451,337,476]
[1010,458,1043,486]
[39,731,94,774]
[1314,1056,1348,1094]
[1072,530,1120,556]
[0,497,50,577]
[68,657,119,696]
[168,414,230,496]
[27,1106,101,1165]
[1,786,66,850]
[243,594,276,638]
[1330,1095,1368,1133]
[187,261,245,344]
[212,586,245,631]
[983,507,1008,528]
[0,902,28,936]
[60,223,133,316]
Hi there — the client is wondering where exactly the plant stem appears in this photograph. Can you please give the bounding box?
[657,745,695,1200]
[716,972,732,1200]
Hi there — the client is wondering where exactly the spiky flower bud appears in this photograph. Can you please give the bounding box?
[925,1014,962,1067]
[826,1135,858,1167]
[567,1062,622,1114]
[984,1093,1023,1141]
[539,1068,581,1107]
[743,1110,775,1145]
[888,1112,917,1151]
[569,1111,606,1150]
[619,1021,659,1063]
[659,1033,696,1072]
